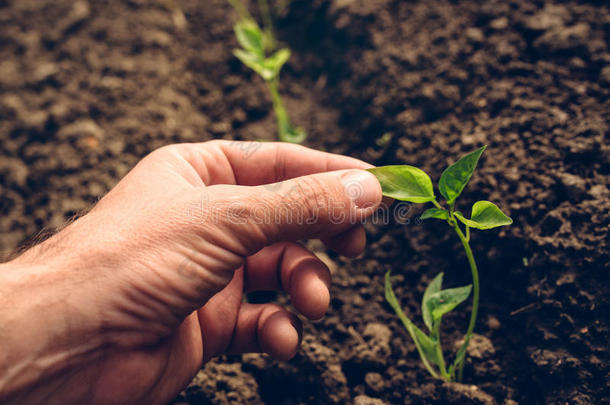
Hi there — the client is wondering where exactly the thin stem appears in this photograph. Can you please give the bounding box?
[432,200,443,210]
[450,218,479,382]
[267,78,289,141]
[465,225,470,242]
[227,0,252,20]
[257,0,276,49]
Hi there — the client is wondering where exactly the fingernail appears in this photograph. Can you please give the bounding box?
[341,170,381,209]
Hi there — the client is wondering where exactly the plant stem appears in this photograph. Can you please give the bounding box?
[267,78,289,141]
[451,219,479,381]
[227,0,252,20]
[257,0,276,49]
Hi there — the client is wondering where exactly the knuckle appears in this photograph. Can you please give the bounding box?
[206,139,226,149]
[147,143,182,161]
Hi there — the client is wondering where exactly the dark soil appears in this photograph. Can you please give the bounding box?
[1,0,609,404]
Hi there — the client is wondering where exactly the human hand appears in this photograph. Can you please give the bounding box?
[0,141,382,404]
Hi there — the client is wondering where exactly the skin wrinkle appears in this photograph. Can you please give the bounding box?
[113,278,179,341]
[186,218,249,272]
[127,245,210,320]
[215,143,239,185]
[218,141,258,185]
[182,238,243,278]
[193,146,222,185]
[125,247,211,319]
[273,143,287,185]
[284,176,330,235]
[103,252,190,336]
[174,249,236,299]
[170,146,208,188]
[235,215,278,256]
[200,141,238,186]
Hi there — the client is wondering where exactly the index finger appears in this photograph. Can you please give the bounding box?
[183,140,373,186]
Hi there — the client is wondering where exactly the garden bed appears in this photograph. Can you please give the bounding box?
[0,0,608,403]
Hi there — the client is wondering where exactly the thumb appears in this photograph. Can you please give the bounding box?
[200,169,382,256]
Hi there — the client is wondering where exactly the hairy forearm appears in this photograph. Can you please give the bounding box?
[0,260,105,403]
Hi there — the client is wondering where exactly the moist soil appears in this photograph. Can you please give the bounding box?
[1,0,609,404]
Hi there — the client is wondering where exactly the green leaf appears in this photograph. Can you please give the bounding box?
[280,125,306,143]
[439,146,486,204]
[234,19,264,56]
[233,49,267,76]
[425,285,472,322]
[422,273,444,331]
[234,48,291,82]
[413,325,442,367]
[263,48,291,79]
[454,200,513,230]
[421,208,449,220]
[367,166,435,203]
[261,29,276,52]
[448,363,456,380]
[385,271,442,373]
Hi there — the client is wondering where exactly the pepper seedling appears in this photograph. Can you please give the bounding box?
[367,145,512,382]
[228,0,306,143]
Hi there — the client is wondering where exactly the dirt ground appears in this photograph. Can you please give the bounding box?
[1,0,608,403]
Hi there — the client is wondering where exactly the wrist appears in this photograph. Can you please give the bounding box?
[0,260,106,401]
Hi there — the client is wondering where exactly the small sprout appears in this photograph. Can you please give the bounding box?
[376,132,393,147]
[369,145,512,382]
[228,0,306,143]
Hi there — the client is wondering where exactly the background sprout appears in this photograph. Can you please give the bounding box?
[228,0,306,143]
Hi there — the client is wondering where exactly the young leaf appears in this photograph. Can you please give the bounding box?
[234,19,264,56]
[413,325,443,367]
[422,273,444,331]
[264,48,291,79]
[280,125,306,144]
[368,166,435,203]
[424,285,472,323]
[385,271,442,375]
[454,200,513,230]
[233,49,266,77]
[421,208,449,220]
[439,146,486,204]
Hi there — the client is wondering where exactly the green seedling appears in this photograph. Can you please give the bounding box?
[368,145,512,382]
[228,0,305,143]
